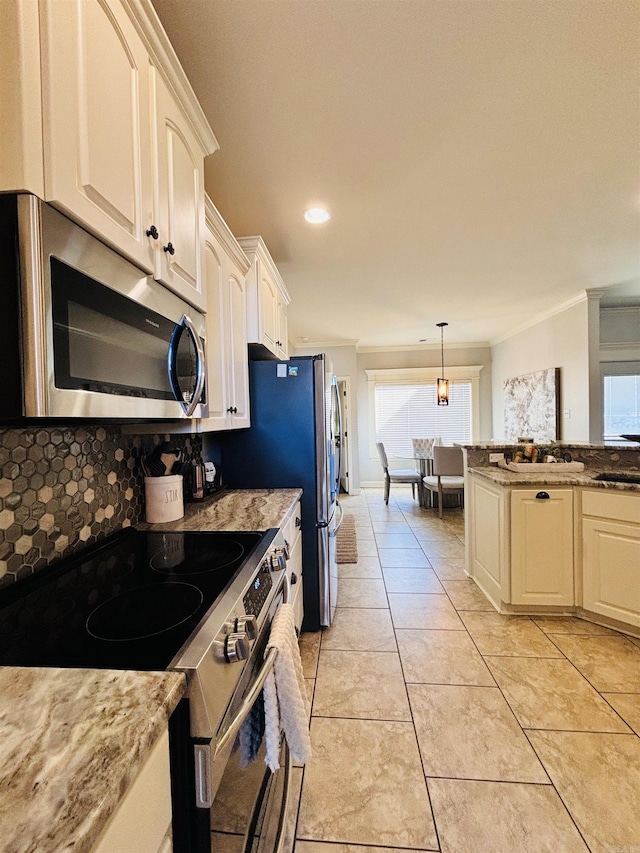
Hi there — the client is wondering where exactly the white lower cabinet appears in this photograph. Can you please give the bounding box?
[510,488,574,606]
[92,729,172,853]
[469,475,505,608]
[469,474,574,608]
[582,489,640,628]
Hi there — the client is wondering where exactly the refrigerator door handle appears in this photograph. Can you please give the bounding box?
[330,500,345,537]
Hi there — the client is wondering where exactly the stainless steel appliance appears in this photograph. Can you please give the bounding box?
[0,193,206,421]
[219,354,343,629]
[0,527,293,853]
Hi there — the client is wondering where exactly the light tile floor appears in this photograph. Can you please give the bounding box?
[292,486,640,853]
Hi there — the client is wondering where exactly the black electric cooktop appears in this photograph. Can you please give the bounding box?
[0,528,269,671]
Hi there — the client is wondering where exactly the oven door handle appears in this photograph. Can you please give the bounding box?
[213,572,290,762]
[213,646,278,762]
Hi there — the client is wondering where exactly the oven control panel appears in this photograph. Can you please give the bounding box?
[243,559,273,618]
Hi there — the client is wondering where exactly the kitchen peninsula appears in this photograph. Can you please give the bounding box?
[464,443,640,637]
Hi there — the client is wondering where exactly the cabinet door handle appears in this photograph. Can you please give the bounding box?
[536,491,550,500]
[146,225,159,240]
[164,242,175,255]
[226,406,237,414]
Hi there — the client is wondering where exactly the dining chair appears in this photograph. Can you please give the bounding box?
[421,445,465,518]
[375,441,422,505]
[411,437,442,507]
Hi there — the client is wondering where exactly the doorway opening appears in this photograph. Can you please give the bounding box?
[337,377,352,494]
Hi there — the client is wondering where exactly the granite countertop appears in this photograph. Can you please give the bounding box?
[141,487,303,532]
[0,667,186,853]
[470,467,640,491]
[0,489,301,853]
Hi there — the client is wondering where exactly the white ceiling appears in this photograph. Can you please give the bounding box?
[151,0,640,349]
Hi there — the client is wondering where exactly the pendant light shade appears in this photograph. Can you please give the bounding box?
[436,322,449,406]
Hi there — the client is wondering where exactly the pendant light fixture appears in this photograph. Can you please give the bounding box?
[436,322,449,406]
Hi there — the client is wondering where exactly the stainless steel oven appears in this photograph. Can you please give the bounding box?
[0,193,206,421]
[195,575,293,853]
[0,526,294,853]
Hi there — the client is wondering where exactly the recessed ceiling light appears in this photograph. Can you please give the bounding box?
[304,207,331,224]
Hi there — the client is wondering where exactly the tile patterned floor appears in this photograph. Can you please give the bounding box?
[290,486,640,853]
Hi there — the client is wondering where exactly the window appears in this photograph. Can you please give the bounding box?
[366,365,482,459]
[603,365,640,442]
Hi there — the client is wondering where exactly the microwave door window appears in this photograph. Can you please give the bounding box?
[51,257,174,400]
[64,303,172,398]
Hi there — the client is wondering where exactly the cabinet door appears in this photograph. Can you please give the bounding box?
[470,476,505,607]
[202,235,229,429]
[227,271,250,428]
[582,518,640,628]
[40,0,154,272]
[152,68,206,312]
[276,296,289,359]
[259,268,279,353]
[511,489,574,605]
[92,730,171,853]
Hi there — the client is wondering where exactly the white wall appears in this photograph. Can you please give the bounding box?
[357,345,493,485]
[491,298,590,442]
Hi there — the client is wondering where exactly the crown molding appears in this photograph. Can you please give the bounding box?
[600,305,640,317]
[365,365,484,382]
[294,339,360,350]
[122,0,219,155]
[490,292,588,346]
[204,195,250,274]
[237,236,290,303]
[356,340,491,354]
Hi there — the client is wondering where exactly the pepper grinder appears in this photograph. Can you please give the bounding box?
[190,459,205,501]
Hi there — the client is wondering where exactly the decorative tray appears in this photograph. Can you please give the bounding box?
[498,460,585,473]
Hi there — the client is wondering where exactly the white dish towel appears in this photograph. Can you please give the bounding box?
[263,602,312,771]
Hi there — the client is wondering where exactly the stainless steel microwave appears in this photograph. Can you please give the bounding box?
[0,193,206,422]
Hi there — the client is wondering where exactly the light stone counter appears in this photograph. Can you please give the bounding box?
[142,487,303,532]
[0,489,300,853]
[0,667,186,853]
[470,467,640,492]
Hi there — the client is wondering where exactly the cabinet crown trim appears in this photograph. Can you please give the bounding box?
[205,195,250,274]
[237,236,290,302]
[122,0,218,155]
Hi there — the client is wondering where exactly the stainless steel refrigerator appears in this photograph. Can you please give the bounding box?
[220,354,342,630]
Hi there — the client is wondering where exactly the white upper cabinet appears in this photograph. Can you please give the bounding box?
[6,0,217,312]
[238,236,290,360]
[151,66,206,310]
[40,0,155,273]
[200,196,251,431]
[0,1,45,197]
[276,292,289,360]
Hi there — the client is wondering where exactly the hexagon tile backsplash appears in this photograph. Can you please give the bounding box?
[0,426,203,587]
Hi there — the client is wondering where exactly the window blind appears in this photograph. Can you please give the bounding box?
[375,381,472,458]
